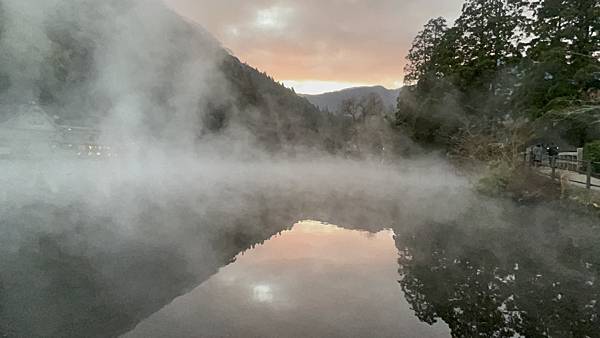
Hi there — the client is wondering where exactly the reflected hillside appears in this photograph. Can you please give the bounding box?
[0,199,290,337]
[396,210,600,337]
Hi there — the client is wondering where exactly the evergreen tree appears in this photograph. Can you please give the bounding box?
[452,0,527,92]
[397,0,599,149]
[515,0,600,115]
[404,17,448,85]
[529,0,599,68]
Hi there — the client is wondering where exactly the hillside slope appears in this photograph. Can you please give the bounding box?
[0,0,330,153]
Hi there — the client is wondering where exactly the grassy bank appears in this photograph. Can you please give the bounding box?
[475,161,600,216]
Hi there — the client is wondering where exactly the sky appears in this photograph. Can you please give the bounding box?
[164,0,463,94]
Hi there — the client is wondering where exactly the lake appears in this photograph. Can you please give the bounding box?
[125,221,450,338]
[1,159,599,337]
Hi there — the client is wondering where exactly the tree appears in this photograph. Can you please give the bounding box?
[403,0,528,114]
[513,0,600,115]
[404,17,448,85]
[397,0,599,150]
[528,0,600,69]
[398,17,468,146]
[341,94,386,123]
[341,97,364,123]
[452,0,527,92]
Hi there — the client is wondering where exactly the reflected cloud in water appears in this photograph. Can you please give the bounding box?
[125,221,450,338]
[252,284,274,303]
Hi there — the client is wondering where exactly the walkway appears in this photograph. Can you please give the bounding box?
[538,167,600,192]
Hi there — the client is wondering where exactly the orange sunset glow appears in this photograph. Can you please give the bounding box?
[164,0,462,94]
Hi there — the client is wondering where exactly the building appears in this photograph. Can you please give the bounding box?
[0,104,105,158]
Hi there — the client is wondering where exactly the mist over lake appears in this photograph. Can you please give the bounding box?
[1,0,599,337]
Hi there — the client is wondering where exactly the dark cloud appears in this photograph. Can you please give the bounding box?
[164,0,462,89]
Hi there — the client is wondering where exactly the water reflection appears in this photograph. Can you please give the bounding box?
[5,187,600,337]
[125,221,450,338]
[396,221,600,337]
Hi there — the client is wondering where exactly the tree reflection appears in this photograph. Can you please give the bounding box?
[396,222,600,337]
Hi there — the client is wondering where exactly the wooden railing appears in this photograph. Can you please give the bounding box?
[527,154,600,190]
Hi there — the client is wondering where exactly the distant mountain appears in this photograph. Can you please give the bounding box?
[303,86,401,113]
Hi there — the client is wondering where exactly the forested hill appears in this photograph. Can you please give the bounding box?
[396,0,600,159]
[303,86,401,113]
[0,0,331,152]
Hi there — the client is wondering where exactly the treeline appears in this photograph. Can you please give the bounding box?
[396,0,599,159]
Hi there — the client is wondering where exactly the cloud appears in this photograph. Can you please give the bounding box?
[254,6,293,30]
[164,0,462,89]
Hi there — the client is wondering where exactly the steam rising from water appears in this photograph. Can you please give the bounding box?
[0,156,474,253]
[0,0,474,228]
[3,2,600,337]
[0,0,481,285]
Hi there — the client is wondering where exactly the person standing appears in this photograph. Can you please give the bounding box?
[549,144,559,157]
[533,144,542,166]
[548,143,559,169]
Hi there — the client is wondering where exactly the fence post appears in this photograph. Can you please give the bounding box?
[586,161,592,190]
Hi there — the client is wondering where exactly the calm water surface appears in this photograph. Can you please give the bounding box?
[125,221,450,337]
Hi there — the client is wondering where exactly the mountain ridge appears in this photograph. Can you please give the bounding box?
[302,85,401,113]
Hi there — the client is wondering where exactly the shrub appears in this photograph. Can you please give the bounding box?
[476,161,513,196]
[584,141,600,173]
